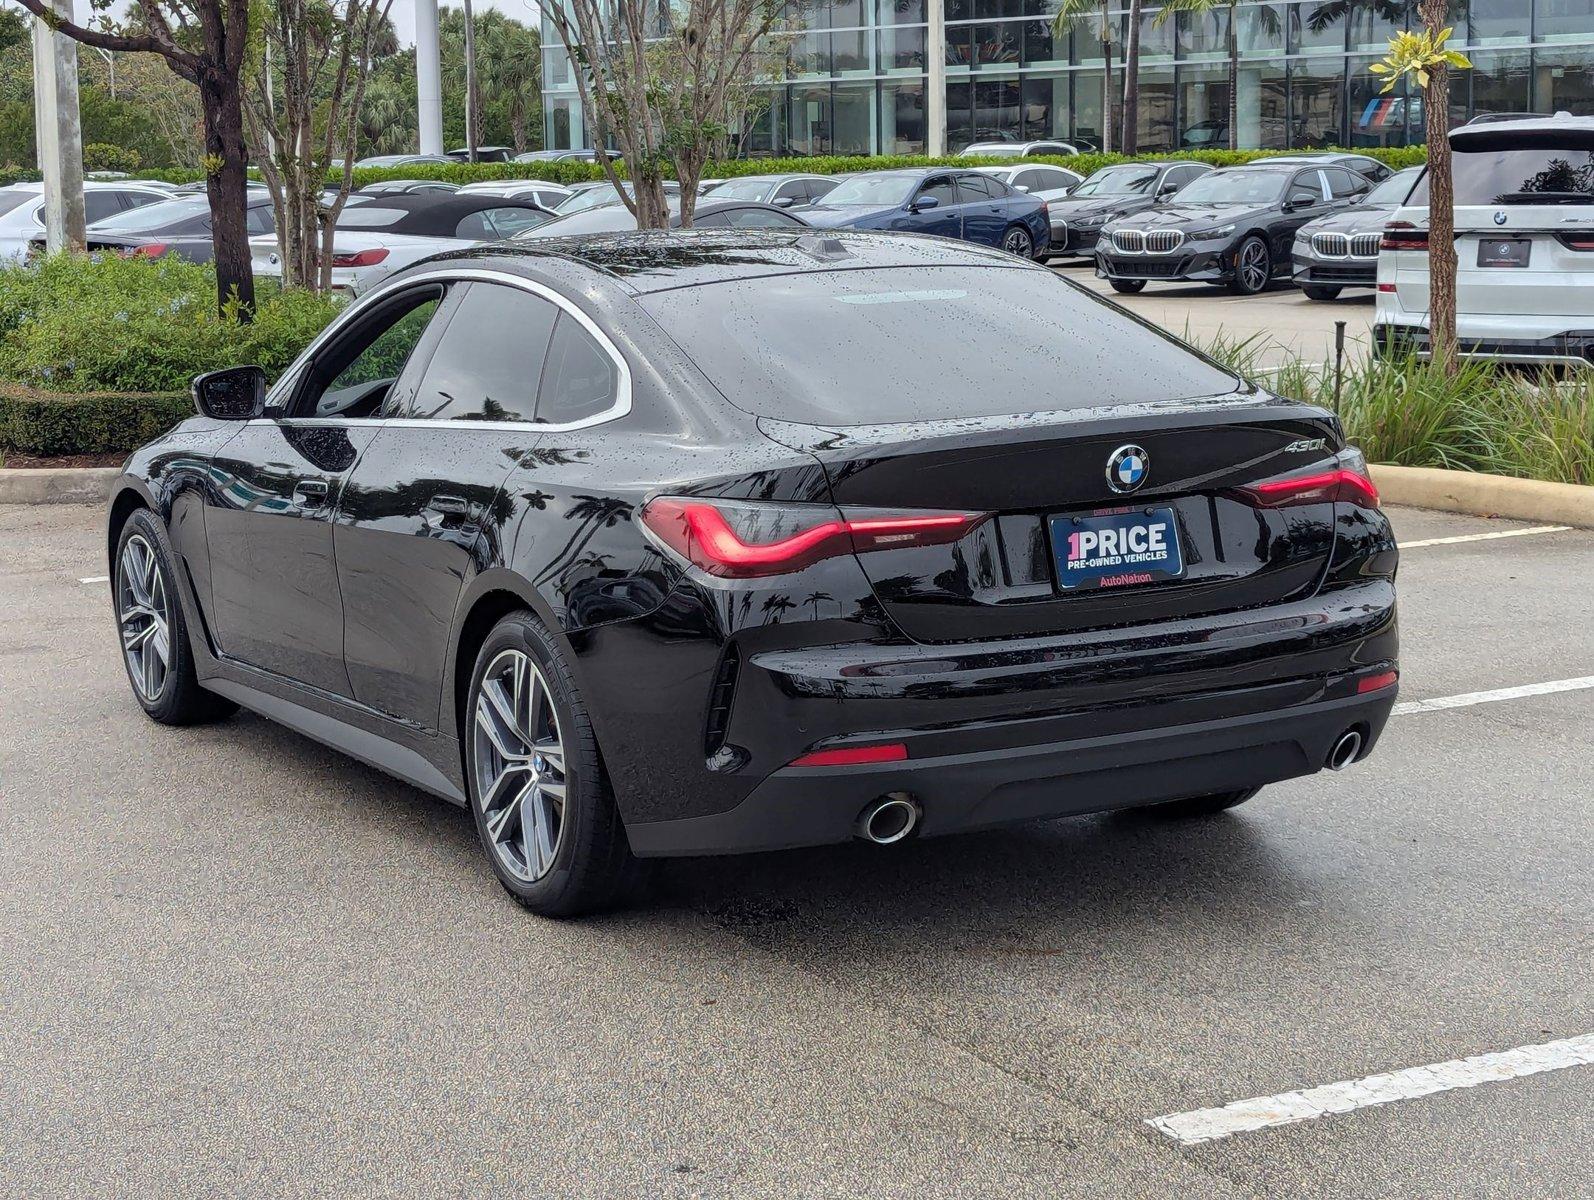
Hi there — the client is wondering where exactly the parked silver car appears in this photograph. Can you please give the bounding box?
[1291,167,1422,300]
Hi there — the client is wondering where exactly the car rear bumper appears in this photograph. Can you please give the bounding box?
[1373,321,1594,367]
[626,686,1396,856]
[623,578,1398,857]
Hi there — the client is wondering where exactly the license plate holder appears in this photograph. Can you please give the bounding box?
[1477,238,1531,268]
[1050,507,1185,592]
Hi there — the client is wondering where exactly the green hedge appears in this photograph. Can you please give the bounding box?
[0,385,190,456]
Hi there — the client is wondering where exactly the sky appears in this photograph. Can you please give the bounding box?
[42,0,541,51]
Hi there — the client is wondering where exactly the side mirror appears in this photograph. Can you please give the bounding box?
[773,195,797,207]
[1287,195,1317,212]
[910,194,940,212]
[193,365,267,420]
[1014,184,1030,193]
[1157,183,1179,197]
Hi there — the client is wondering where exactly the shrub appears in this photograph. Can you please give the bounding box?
[84,143,142,174]
[0,385,190,456]
[0,253,341,394]
[1198,335,1594,486]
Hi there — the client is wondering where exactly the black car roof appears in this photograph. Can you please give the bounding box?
[333,192,548,235]
[414,229,1030,295]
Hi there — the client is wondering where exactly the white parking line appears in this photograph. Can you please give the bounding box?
[78,575,109,585]
[1400,525,1569,549]
[1148,1033,1594,1146]
[1393,675,1594,716]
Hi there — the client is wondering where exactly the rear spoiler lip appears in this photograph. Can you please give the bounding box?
[756,392,1340,458]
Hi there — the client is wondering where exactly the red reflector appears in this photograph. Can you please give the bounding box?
[131,242,170,258]
[789,743,908,768]
[1357,670,1399,694]
[639,498,985,579]
[1377,282,1396,293]
[332,248,390,268]
[1249,468,1380,508]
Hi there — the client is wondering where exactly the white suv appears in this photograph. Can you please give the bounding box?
[1375,112,1594,367]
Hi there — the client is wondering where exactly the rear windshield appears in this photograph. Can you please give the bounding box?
[1413,145,1594,205]
[641,266,1237,425]
[0,191,35,218]
[91,197,208,232]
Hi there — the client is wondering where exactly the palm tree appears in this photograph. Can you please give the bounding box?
[1052,0,1113,153]
[1153,0,1280,151]
[476,16,542,153]
[1121,0,1144,154]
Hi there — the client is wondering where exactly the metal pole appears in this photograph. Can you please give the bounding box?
[414,0,445,154]
[926,0,946,157]
[1334,319,1347,416]
[462,0,478,162]
[31,0,86,254]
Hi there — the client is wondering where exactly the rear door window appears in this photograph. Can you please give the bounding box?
[409,283,558,422]
[537,315,619,426]
[640,266,1237,425]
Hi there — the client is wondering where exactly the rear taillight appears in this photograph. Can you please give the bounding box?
[1245,450,1380,510]
[124,242,170,258]
[1557,233,1594,251]
[1380,222,1428,252]
[331,248,390,268]
[639,497,987,579]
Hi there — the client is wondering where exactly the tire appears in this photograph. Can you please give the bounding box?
[1147,787,1260,818]
[113,509,237,726]
[464,610,635,917]
[1301,283,1343,301]
[1001,224,1035,259]
[1229,235,1272,295]
[1110,279,1147,295]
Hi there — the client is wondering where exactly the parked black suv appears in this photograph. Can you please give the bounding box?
[1097,162,1372,295]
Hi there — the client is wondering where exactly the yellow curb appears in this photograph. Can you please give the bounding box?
[1372,464,1594,530]
[0,467,119,505]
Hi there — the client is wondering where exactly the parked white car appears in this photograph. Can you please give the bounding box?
[0,180,174,261]
[456,179,575,210]
[1376,112,1594,366]
[251,194,553,295]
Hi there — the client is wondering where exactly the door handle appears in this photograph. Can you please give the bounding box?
[292,479,329,507]
[425,493,471,517]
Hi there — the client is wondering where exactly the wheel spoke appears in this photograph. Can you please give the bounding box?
[123,621,156,651]
[475,692,521,761]
[484,776,527,843]
[523,785,557,876]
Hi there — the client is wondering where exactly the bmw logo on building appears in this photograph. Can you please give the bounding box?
[1106,444,1150,493]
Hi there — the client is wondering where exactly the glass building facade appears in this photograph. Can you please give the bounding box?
[542,1,1594,156]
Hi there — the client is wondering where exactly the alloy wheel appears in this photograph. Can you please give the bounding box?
[1238,240,1270,292]
[1003,227,1034,258]
[472,648,568,883]
[118,534,171,703]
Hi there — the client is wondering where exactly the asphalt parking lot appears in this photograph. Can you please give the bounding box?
[3,501,1591,1198]
[1055,260,1376,367]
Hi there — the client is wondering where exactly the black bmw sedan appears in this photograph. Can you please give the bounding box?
[1045,160,1213,259]
[107,231,1399,916]
[1096,162,1372,294]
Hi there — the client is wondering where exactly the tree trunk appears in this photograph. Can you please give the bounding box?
[462,0,479,162]
[1101,12,1113,155]
[1424,65,1456,375]
[1120,0,1140,155]
[201,68,255,317]
[1227,1,1239,152]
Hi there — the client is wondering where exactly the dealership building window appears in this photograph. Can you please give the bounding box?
[543,1,1594,154]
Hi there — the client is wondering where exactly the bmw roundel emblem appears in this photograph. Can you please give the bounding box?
[1494,211,1508,226]
[1106,444,1150,493]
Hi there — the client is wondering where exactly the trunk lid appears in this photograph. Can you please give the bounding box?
[761,396,1342,643]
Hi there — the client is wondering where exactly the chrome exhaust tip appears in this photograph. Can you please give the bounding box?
[856,793,921,845]
[1326,728,1364,772]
